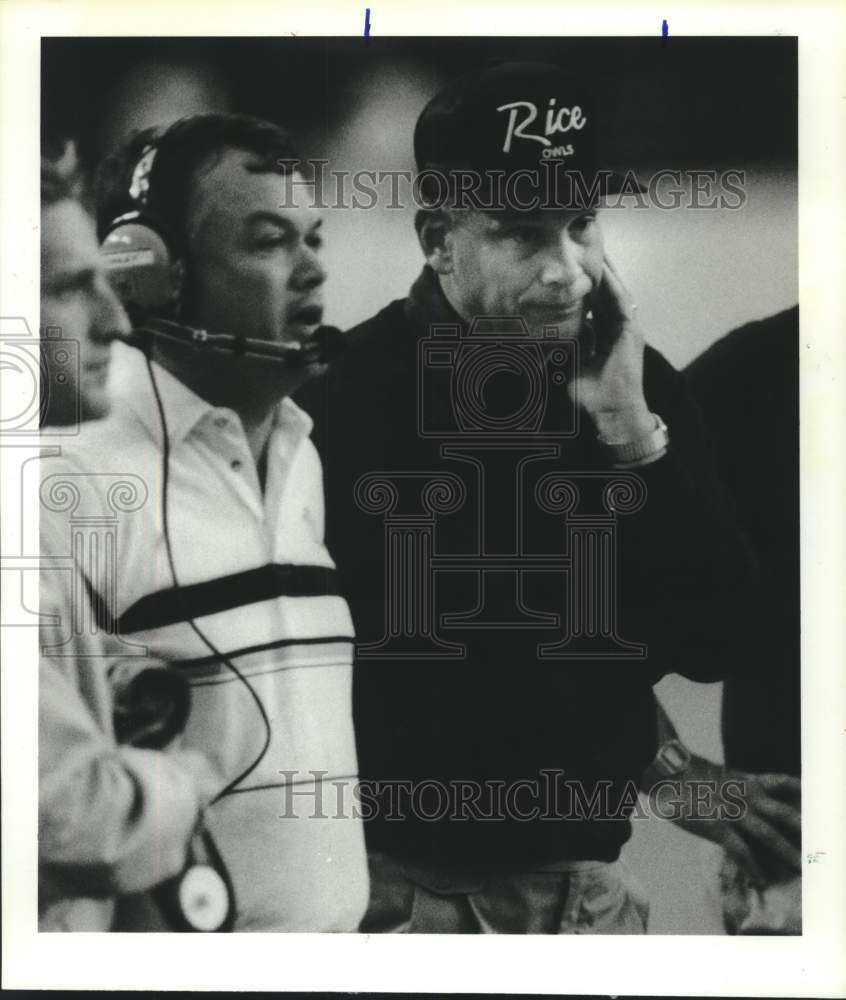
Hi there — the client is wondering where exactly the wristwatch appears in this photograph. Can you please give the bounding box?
[641,737,692,791]
[597,413,669,467]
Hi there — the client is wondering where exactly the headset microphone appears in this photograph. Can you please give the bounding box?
[118,317,346,368]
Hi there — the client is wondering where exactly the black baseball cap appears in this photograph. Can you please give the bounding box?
[413,60,641,211]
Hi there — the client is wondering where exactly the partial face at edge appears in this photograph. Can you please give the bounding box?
[40,199,130,425]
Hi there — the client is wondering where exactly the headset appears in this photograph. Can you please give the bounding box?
[99,124,345,932]
[99,136,346,367]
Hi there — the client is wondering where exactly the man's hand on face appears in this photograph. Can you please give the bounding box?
[568,257,655,444]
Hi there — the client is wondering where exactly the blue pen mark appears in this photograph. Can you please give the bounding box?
[364,8,371,38]
[661,18,669,43]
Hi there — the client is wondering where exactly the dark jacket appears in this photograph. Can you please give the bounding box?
[685,306,800,777]
[297,266,758,869]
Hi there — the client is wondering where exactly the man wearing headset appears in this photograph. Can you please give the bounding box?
[40,115,368,931]
[38,151,221,931]
[298,62,760,933]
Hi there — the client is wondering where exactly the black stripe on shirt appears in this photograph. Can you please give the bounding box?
[173,634,355,671]
[118,563,342,634]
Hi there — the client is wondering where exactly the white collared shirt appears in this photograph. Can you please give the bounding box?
[40,343,367,931]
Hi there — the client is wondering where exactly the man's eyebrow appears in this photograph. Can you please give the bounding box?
[487,216,543,232]
[245,209,323,234]
[244,212,323,236]
[245,210,296,229]
[491,210,598,231]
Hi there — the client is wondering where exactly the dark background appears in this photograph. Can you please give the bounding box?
[43,36,797,172]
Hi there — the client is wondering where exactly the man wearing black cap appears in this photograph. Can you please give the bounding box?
[299,62,758,933]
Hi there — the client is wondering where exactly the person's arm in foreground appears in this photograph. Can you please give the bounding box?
[39,558,220,903]
[641,698,801,885]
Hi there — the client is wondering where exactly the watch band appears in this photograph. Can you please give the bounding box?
[652,738,693,777]
[597,412,669,466]
[641,737,693,791]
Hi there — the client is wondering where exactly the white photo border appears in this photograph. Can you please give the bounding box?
[2,1,844,994]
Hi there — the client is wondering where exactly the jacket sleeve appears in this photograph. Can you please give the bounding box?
[38,658,211,900]
[38,504,216,902]
[608,346,761,683]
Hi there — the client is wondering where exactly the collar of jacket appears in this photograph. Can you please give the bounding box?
[404,265,469,336]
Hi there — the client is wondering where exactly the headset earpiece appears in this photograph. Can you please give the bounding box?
[101,211,182,321]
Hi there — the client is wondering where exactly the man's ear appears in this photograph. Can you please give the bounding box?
[415,210,455,275]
